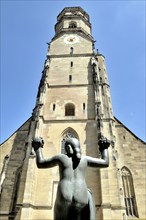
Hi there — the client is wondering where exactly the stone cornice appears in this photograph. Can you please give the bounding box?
[19,203,52,210]
[48,53,93,59]
[39,116,95,123]
[52,27,93,42]
[47,84,90,89]
[57,7,90,22]
[55,14,91,30]
[96,203,126,210]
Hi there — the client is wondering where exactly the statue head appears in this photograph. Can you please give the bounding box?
[64,137,81,160]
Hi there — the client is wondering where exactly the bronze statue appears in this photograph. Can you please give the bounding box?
[32,136,110,220]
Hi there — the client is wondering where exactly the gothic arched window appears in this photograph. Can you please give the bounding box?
[65,103,75,116]
[121,167,138,217]
[68,22,77,28]
[61,128,79,154]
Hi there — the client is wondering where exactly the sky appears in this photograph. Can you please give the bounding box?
[1,0,145,143]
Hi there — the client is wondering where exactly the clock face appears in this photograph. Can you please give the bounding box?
[64,35,79,44]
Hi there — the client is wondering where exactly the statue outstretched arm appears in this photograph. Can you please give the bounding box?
[86,137,110,168]
[32,137,60,169]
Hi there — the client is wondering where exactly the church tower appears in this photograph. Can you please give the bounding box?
[19,6,118,220]
[0,7,146,220]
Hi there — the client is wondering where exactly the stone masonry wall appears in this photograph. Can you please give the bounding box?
[0,119,31,220]
[114,117,146,220]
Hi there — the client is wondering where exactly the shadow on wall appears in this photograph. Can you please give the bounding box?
[0,119,31,219]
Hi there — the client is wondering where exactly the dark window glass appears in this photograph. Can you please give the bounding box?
[65,103,75,116]
[69,22,77,28]
[70,47,74,54]
[53,104,55,111]
[69,75,72,82]
[83,103,85,110]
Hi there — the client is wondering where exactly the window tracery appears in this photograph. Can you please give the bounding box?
[121,167,138,217]
[61,128,79,154]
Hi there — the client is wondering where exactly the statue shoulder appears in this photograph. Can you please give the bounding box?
[55,154,70,166]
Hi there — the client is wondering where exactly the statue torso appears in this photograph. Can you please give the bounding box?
[56,155,88,209]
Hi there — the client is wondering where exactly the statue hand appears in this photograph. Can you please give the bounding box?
[98,137,110,152]
[32,137,44,151]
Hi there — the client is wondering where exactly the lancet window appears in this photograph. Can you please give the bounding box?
[61,128,79,154]
[121,167,138,217]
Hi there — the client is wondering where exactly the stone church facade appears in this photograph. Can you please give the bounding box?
[0,7,145,220]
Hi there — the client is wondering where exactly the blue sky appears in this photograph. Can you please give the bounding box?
[1,0,145,143]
